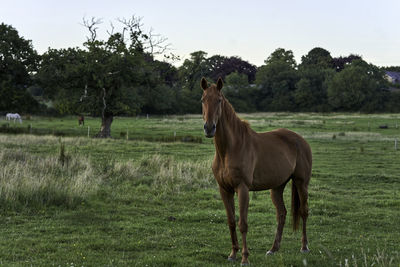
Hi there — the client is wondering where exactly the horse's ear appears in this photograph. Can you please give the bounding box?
[201,77,208,90]
[216,77,223,91]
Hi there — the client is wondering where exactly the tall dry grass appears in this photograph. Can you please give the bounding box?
[105,154,215,194]
[338,248,397,267]
[0,134,216,207]
[0,148,101,208]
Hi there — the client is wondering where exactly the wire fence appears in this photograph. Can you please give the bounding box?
[0,123,204,143]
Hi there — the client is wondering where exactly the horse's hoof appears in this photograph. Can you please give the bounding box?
[300,248,310,253]
[241,262,250,266]
[266,250,276,256]
[227,257,236,262]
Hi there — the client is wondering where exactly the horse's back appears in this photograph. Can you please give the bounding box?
[266,128,311,167]
[255,128,304,153]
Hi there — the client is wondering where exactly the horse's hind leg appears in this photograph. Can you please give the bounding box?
[267,182,287,255]
[293,178,310,252]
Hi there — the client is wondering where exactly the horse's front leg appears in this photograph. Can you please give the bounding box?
[237,183,250,265]
[219,187,239,261]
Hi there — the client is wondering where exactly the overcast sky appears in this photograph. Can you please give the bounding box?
[1,0,399,67]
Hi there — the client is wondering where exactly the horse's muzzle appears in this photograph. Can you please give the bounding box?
[204,123,216,138]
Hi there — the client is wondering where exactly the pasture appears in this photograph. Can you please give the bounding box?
[0,113,399,266]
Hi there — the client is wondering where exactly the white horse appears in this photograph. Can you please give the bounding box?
[6,113,22,123]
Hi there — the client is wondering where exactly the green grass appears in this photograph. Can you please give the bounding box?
[0,113,399,266]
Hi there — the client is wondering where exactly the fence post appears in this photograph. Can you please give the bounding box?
[126,128,129,140]
[87,126,90,138]
[395,139,398,150]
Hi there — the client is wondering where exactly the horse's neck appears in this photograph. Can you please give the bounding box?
[214,101,246,157]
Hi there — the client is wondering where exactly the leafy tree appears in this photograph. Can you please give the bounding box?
[207,55,257,83]
[224,72,256,112]
[294,47,335,111]
[255,48,298,111]
[177,51,210,113]
[0,23,40,113]
[81,17,155,137]
[382,66,400,72]
[36,47,87,114]
[71,16,171,137]
[176,52,257,113]
[327,59,387,111]
[178,51,209,91]
[37,16,174,136]
[385,91,400,112]
[264,48,297,68]
[139,58,178,114]
[333,54,362,72]
[295,68,335,112]
[299,47,333,69]
[150,60,179,87]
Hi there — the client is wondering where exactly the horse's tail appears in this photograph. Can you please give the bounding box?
[291,181,301,231]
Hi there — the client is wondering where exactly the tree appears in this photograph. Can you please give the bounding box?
[80,16,171,137]
[382,66,400,72]
[207,55,257,83]
[294,68,334,111]
[177,51,210,113]
[264,48,297,68]
[139,57,179,114]
[294,47,335,111]
[327,59,387,111]
[299,47,333,69]
[176,52,258,114]
[255,48,298,111]
[37,16,172,136]
[36,47,87,114]
[385,91,400,112]
[150,59,179,87]
[333,54,362,72]
[224,72,256,112]
[178,51,209,91]
[0,23,40,113]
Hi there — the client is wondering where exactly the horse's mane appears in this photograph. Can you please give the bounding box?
[221,94,251,136]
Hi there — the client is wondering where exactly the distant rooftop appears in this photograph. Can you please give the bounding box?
[385,71,400,84]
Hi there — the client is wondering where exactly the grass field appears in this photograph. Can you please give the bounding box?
[0,113,399,266]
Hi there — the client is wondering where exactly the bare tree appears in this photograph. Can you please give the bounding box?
[146,28,171,55]
[81,17,103,42]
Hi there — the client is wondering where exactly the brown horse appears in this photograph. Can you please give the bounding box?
[78,115,84,126]
[201,77,312,265]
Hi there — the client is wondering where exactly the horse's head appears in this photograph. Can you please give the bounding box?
[201,77,223,138]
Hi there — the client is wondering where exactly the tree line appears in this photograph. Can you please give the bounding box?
[1,19,399,136]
